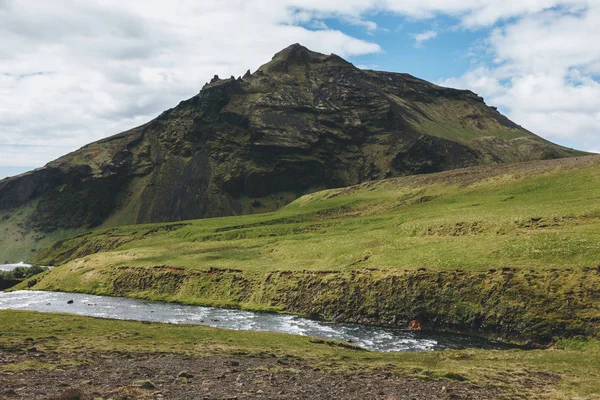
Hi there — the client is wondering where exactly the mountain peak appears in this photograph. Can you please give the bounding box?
[0,43,587,261]
[257,44,354,74]
[272,43,315,62]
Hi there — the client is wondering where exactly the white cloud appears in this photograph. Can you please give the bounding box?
[0,0,598,177]
[458,0,589,27]
[440,4,600,152]
[0,0,383,170]
[440,67,504,97]
[340,15,378,32]
[412,30,438,47]
[356,64,380,70]
[291,0,589,26]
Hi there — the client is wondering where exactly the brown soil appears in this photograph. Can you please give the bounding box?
[0,350,508,400]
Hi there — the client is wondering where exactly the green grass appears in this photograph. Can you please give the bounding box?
[19,156,600,345]
[2,310,600,399]
[32,156,600,272]
[0,201,80,263]
[392,93,528,144]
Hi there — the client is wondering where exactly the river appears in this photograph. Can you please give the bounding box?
[0,289,511,353]
[0,262,33,271]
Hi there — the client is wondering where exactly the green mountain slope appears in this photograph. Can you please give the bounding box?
[25,155,600,344]
[0,44,588,262]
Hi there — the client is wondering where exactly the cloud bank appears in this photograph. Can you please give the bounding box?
[440,3,600,152]
[0,0,597,173]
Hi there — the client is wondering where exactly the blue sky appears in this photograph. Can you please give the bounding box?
[322,14,483,81]
[0,1,599,180]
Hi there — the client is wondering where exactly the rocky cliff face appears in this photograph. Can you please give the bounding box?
[0,44,586,261]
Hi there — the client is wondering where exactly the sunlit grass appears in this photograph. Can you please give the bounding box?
[33,157,600,273]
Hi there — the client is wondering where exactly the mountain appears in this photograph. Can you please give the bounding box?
[0,44,587,261]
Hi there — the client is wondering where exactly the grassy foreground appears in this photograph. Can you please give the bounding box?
[1,310,600,399]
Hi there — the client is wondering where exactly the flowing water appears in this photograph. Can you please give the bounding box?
[0,262,32,271]
[0,289,512,352]
[0,263,53,272]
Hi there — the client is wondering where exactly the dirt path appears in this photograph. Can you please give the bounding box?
[0,350,505,400]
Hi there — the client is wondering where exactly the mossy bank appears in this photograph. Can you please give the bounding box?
[20,264,600,346]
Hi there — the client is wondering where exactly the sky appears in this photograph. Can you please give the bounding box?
[1,0,599,179]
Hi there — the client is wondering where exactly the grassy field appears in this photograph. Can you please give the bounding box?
[32,155,600,272]
[1,310,600,399]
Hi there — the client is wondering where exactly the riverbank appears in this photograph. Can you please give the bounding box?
[16,264,600,346]
[0,265,48,291]
[3,290,511,352]
[3,310,600,399]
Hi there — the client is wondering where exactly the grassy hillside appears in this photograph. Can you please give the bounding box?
[22,155,600,344]
[33,155,600,271]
